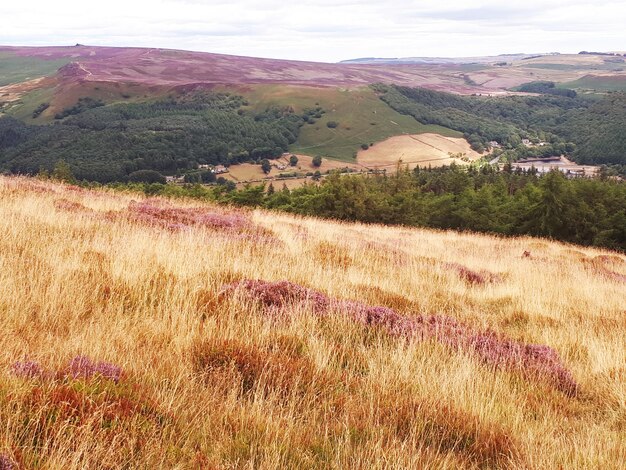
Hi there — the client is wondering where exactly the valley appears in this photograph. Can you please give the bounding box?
[2,47,626,190]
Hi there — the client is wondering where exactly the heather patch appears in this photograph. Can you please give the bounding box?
[127,200,252,232]
[594,255,625,266]
[444,262,502,285]
[0,455,15,470]
[65,355,123,383]
[10,356,123,383]
[53,198,93,214]
[11,361,45,379]
[220,279,334,316]
[6,357,168,467]
[2,178,58,195]
[599,268,626,283]
[9,380,169,466]
[221,280,578,395]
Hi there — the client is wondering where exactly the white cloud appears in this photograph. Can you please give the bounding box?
[0,0,625,61]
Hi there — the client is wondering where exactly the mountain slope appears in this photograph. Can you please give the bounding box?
[0,45,484,90]
[0,176,624,468]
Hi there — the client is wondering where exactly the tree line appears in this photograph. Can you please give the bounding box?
[102,165,626,252]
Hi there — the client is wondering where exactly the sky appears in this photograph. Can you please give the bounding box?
[1,1,625,62]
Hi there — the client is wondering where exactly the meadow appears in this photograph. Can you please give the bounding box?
[0,176,625,469]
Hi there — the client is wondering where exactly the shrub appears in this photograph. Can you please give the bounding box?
[11,361,44,379]
[52,160,77,184]
[289,155,299,166]
[184,172,201,184]
[200,170,216,183]
[312,155,322,167]
[0,454,15,470]
[360,143,369,150]
[326,121,338,129]
[128,170,166,184]
[191,338,322,398]
[444,262,502,285]
[32,102,50,119]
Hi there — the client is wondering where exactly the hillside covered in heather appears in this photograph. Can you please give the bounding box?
[2,46,626,185]
[0,176,624,468]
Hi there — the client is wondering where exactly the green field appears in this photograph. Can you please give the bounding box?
[0,52,69,87]
[240,85,459,161]
[4,86,56,122]
[559,75,626,92]
[522,62,625,72]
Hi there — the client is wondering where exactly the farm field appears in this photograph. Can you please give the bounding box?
[224,156,360,185]
[357,133,484,170]
[559,74,626,92]
[0,176,624,468]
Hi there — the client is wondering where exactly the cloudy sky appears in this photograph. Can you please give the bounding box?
[1,1,625,62]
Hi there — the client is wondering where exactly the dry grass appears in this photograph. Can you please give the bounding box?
[357,133,483,170]
[0,176,625,469]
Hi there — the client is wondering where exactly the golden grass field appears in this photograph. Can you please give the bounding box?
[0,176,625,469]
[357,133,484,170]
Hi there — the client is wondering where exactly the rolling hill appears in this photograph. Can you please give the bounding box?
[1,45,626,183]
[0,175,624,468]
[2,45,626,119]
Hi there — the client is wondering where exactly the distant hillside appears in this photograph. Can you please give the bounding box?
[2,45,626,184]
[340,53,544,65]
[0,45,485,89]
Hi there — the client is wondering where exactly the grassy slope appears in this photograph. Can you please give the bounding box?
[5,80,167,124]
[559,75,626,92]
[0,52,68,87]
[0,176,624,469]
[3,86,56,122]
[240,85,460,161]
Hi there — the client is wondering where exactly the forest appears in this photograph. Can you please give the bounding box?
[0,92,305,182]
[1,87,626,182]
[377,85,626,165]
[104,166,626,252]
